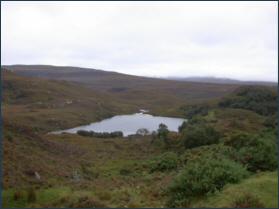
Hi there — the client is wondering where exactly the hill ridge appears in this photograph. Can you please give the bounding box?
[2,64,243,100]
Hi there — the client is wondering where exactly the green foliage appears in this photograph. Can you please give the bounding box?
[166,157,249,207]
[219,86,278,116]
[180,103,209,119]
[247,130,278,172]
[136,128,150,136]
[223,133,251,150]
[76,130,123,138]
[261,116,278,128]
[178,121,188,133]
[181,123,220,149]
[224,129,278,172]
[27,186,37,202]
[157,123,170,149]
[187,117,205,125]
[77,130,94,137]
[229,193,265,208]
[148,152,180,173]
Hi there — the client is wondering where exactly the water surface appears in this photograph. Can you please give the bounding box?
[51,113,187,136]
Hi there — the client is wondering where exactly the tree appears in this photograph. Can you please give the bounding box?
[136,128,152,157]
[157,123,170,149]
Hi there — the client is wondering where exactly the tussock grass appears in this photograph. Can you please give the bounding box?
[13,186,23,200]
[27,186,37,202]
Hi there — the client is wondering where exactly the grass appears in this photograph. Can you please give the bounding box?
[2,120,278,208]
[190,170,278,208]
[1,67,278,208]
[2,65,242,101]
[1,186,72,208]
[1,68,139,133]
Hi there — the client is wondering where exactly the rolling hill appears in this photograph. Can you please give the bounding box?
[1,68,192,133]
[157,76,278,86]
[1,66,277,208]
[1,68,138,133]
[2,65,243,100]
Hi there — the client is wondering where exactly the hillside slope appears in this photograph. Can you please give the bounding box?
[2,65,242,100]
[1,68,137,133]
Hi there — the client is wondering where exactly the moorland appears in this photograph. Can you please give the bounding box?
[1,65,278,208]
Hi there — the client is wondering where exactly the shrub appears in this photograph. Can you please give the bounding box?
[77,130,123,138]
[27,186,37,202]
[201,109,208,116]
[77,130,94,137]
[247,131,278,172]
[218,86,278,116]
[223,133,251,150]
[178,121,188,133]
[224,129,278,172]
[181,123,220,149]
[180,103,209,119]
[149,152,180,173]
[166,157,249,207]
[261,116,277,128]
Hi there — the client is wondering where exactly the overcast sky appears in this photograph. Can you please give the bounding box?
[1,1,278,82]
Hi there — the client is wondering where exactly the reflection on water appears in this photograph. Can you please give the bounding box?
[51,113,187,136]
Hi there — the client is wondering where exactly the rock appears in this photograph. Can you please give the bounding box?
[35,172,40,179]
[70,171,83,181]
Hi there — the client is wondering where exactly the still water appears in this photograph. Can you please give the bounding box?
[51,112,187,136]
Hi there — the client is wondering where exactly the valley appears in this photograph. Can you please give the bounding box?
[1,66,278,208]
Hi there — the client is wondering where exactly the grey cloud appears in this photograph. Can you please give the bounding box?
[1,1,277,82]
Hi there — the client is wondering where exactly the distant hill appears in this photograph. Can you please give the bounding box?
[2,65,243,100]
[159,76,278,86]
[1,68,138,133]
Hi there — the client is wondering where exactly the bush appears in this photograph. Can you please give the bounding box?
[180,103,209,119]
[178,121,188,133]
[224,129,278,172]
[148,152,180,173]
[77,130,123,138]
[166,157,249,207]
[181,123,220,149]
[218,86,278,116]
[261,116,277,128]
[77,130,94,137]
[223,133,251,150]
[201,109,208,116]
[247,131,278,172]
